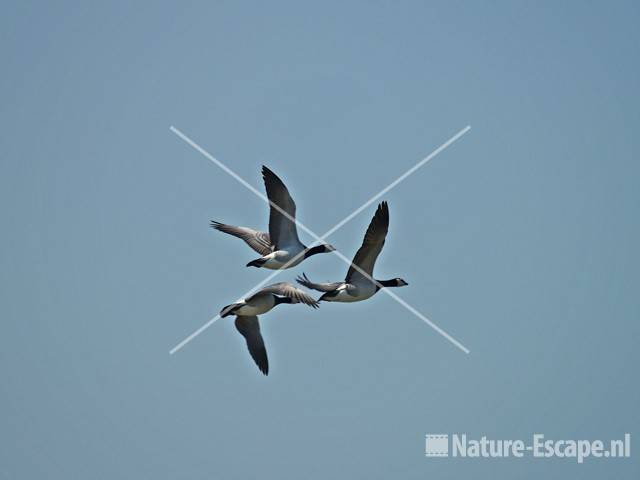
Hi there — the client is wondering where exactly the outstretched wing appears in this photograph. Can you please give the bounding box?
[210,221,273,256]
[296,272,343,293]
[262,166,301,249]
[256,282,319,308]
[235,316,269,375]
[345,201,389,283]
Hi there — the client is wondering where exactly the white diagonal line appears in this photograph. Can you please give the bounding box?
[169,125,470,354]
[169,126,469,353]
[323,248,470,354]
[170,126,272,205]
[321,126,471,240]
[169,271,296,355]
[383,289,470,353]
[169,314,221,355]
[168,126,334,355]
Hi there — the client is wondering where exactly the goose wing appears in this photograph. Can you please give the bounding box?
[296,272,343,293]
[262,166,301,249]
[235,316,269,375]
[345,201,389,283]
[210,221,272,255]
[255,282,320,308]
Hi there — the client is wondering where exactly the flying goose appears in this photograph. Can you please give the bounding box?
[296,201,408,303]
[211,166,335,269]
[220,282,319,375]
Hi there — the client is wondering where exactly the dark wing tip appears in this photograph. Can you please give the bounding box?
[296,274,316,293]
[262,165,276,178]
[374,201,390,229]
[377,201,389,218]
[261,165,287,189]
[301,291,320,309]
[211,220,229,232]
[236,316,269,376]
[293,285,320,308]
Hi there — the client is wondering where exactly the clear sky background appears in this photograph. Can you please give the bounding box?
[1,1,639,478]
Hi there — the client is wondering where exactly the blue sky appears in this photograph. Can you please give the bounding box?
[1,1,639,478]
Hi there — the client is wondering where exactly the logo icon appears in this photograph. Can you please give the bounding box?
[425,434,449,457]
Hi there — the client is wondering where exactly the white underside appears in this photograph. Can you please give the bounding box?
[324,282,377,303]
[259,248,305,270]
[234,295,276,315]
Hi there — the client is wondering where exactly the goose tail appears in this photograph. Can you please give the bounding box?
[220,303,241,318]
[246,258,267,268]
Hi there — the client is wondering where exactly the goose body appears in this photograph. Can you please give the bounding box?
[246,249,311,270]
[296,202,408,303]
[226,294,277,316]
[220,282,319,375]
[212,166,334,269]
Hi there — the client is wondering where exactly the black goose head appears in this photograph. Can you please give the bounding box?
[304,243,336,258]
[377,278,409,288]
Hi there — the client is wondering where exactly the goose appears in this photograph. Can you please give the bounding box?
[296,201,408,303]
[211,166,335,269]
[220,282,319,375]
